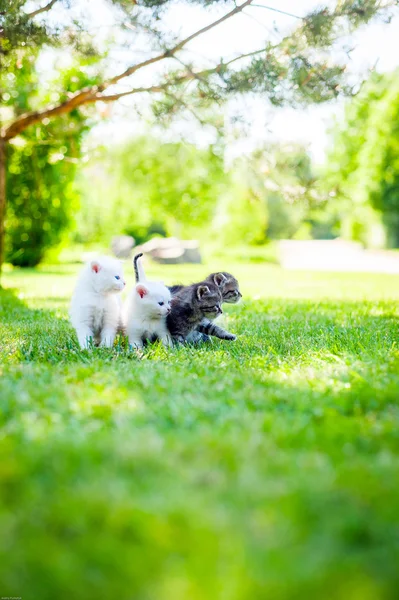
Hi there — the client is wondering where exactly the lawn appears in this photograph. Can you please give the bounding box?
[1,259,399,599]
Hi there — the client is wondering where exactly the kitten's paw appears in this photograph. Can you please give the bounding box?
[161,336,173,348]
[173,335,186,346]
[100,340,114,349]
[225,333,237,341]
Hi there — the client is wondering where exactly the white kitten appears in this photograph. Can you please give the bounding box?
[70,256,126,349]
[124,257,172,348]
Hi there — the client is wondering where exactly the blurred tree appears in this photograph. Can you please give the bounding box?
[77,137,226,243]
[325,69,399,247]
[5,56,98,265]
[0,0,396,277]
[218,144,322,244]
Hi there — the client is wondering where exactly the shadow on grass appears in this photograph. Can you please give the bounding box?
[0,288,78,363]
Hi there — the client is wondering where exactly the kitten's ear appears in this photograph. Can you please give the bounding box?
[91,261,101,273]
[213,273,227,287]
[197,285,210,300]
[136,283,148,298]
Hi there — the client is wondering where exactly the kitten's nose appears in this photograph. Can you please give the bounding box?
[218,307,223,314]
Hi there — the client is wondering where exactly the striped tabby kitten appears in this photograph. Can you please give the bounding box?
[166,281,223,343]
[133,254,240,342]
[207,272,242,304]
[170,272,241,342]
[194,272,242,342]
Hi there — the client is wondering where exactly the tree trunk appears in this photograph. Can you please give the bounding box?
[0,139,6,285]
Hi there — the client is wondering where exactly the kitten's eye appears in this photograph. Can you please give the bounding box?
[158,301,164,306]
[115,275,120,280]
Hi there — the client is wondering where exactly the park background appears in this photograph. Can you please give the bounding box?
[1,1,399,598]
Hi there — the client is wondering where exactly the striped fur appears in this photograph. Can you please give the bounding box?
[168,271,241,343]
[205,272,242,304]
[167,282,222,343]
[133,253,145,282]
[196,319,236,341]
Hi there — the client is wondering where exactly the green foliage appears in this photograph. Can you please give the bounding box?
[216,169,268,245]
[0,0,56,55]
[223,49,348,107]
[5,55,100,266]
[1,0,396,268]
[78,139,325,248]
[325,69,399,247]
[1,1,104,267]
[6,135,78,267]
[1,261,399,597]
[77,137,227,244]
[216,144,320,245]
[302,1,386,48]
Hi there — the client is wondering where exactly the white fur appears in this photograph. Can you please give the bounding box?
[70,256,126,349]
[124,280,172,349]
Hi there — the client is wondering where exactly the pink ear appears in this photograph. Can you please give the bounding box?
[136,284,148,298]
[91,261,100,273]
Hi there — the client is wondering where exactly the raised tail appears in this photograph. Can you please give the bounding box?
[196,319,236,341]
[133,253,147,282]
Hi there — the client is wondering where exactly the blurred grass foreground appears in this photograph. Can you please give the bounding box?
[1,257,399,599]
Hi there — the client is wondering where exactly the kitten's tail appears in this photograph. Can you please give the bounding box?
[197,321,236,341]
[133,253,146,282]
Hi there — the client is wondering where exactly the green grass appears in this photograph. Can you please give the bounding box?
[1,259,399,599]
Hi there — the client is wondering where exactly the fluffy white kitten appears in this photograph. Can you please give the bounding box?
[124,257,172,349]
[70,256,126,349]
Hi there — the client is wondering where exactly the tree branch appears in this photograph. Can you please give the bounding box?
[249,4,302,19]
[223,47,269,68]
[2,89,94,139]
[94,85,167,102]
[2,0,254,140]
[2,44,272,140]
[106,0,254,87]
[164,91,209,127]
[94,48,271,102]
[25,0,58,19]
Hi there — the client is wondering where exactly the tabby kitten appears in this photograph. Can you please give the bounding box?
[166,282,223,344]
[206,272,242,304]
[133,254,240,342]
[181,272,241,342]
[168,272,241,305]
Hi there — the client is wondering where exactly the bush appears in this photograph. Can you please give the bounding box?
[6,136,79,267]
[4,54,99,266]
